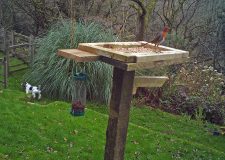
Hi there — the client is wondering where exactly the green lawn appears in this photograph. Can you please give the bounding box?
[0,69,225,159]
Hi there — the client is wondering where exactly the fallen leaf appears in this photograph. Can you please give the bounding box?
[69,142,73,148]
[72,130,78,135]
[131,140,139,144]
[27,102,35,105]
[46,146,54,153]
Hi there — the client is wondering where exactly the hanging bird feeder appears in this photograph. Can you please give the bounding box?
[71,72,87,116]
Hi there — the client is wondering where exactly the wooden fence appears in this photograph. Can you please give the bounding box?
[0,28,8,88]
[0,27,35,88]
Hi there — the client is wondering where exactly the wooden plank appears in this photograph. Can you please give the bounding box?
[2,29,8,88]
[9,63,26,68]
[79,42,189,63]
[104,67,135,160]
[126,57,189,71]
[11,31,16,56]
[9,67,28,74]
[14,53,29,64]
[135,51,189,63]
[13,32,29,39]
[101,57,189,71]
[100,56,128,70]
[132,76,169,94]
[9,43,29,49]
[78,43,136,63]
[91,42,145,48]
[83,42,167,50]
[31,35,35,66]
[57,49,100,62]
[4,56,8,89]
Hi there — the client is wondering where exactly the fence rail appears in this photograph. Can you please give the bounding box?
[9,43,30,49]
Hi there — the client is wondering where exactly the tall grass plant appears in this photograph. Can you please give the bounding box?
[24,20,116,103]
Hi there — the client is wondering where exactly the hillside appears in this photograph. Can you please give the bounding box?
[0,72,225,160]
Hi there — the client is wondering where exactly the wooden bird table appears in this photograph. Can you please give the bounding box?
[58,41,189,160]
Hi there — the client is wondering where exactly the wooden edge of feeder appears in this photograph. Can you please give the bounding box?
[132,76,169,95]
[79,42,189,63]
[79,41,145,48]
[138,41,189,53]
[100,57,189,71]
[57,49,100,62]
[78,43,136,63]
[135,51,189,63]
[126,57,190,71]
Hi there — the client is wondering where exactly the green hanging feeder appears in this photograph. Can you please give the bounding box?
[71,72,87,116]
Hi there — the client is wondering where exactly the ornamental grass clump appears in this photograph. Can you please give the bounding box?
[24,21,116,103]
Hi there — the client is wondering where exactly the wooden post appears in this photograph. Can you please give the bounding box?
[3,56,8,88]
[29,35,34,66]
[31,35,35,66]
[104,67,135,160]
[11,31,15,56]
[2,28,8,88]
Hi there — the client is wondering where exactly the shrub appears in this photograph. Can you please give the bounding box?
[163,62,225,124]
[135,61,225,125]
[24,20,116,103]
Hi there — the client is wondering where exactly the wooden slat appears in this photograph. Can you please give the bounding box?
[9,43,29,49]
[134,51,189,63]
[78,43,136,63]
[13,53,29,64]
[100,56,128,70]
[132,76,169,94]
[92,41,145,48]
[141,42,186,52]
[85,41,166,50]
[9,63,26,68]
[126,57,189,71]
[9,67,28,74]
[78,42,189,63]
[13,32,29,39]
[57,49,100,62]
[101,57,189,71]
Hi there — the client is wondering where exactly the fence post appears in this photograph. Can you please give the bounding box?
[11,31,15,57]
[2,28,8,88]
[29,35,34,66]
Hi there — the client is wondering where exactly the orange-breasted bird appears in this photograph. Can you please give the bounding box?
[142,26,170,52]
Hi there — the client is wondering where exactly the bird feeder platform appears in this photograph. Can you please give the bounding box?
[58,41,189,71]
[57,41,189,160]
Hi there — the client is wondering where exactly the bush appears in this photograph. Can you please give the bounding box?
[163,62,225,124]
[24,20,116,103]
[135,62,225,125]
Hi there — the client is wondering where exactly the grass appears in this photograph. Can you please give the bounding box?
[0,70,224,160]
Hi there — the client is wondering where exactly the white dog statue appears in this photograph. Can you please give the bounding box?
[22,82,41,100]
